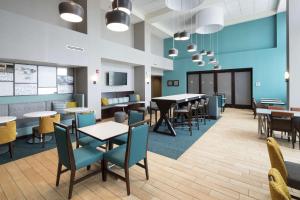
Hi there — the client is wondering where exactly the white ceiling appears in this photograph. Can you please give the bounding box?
[100,0,286,38]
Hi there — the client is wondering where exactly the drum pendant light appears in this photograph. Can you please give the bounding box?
[187,44,197,52]
[209,57,217,64]
[59,1,84,23]
[192,54,202,62]
[196,7,224,34]
[180,30,190,41]
[112,0,132,15]
[174,32,181,41]
[197,60,205,66]
[169,48,178,57]
[106,0,130,32]
[207,50,214,57]
[200,50,207,56]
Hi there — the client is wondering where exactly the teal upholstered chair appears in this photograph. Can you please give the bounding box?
[76,112,106,149]
[111,110,145,145]
[103,120,150,195]
[54,123,104,199]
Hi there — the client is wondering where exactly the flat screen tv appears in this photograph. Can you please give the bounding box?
[106,72,127,86]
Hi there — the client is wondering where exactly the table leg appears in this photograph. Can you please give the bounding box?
[153,102,176,136]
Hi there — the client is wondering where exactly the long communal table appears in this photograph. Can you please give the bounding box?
[152,93,205,136]
[256,108,300,136]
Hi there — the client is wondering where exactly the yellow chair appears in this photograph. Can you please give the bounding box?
[267,137,300,198]
[34,114,60,148]
[0,121,17,158]
[268,168,291,200]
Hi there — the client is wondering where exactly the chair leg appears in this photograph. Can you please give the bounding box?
[102,160,107,182]
[42,135,45,148]
[144,158,149,180]
[155,111,157,124]
[150,112,152,127]
[68,170,76,199]
[32,127,35,144]
[8,142,13,158]
[56,162,63,186]
[125,167,130,195]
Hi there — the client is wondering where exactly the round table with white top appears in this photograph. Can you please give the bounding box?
[115,104,128,112]
[64,107,93,133]
[0,116,17,155]
[0,116,17,124]
[24,111,57,144]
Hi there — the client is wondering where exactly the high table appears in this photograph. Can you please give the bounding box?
[256,108,300,136]
[152,93,205,136]
[24,111,57,144]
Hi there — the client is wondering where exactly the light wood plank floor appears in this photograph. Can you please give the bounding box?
[1,108,300,200]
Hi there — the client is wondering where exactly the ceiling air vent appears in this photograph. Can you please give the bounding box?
[66,45,84,52]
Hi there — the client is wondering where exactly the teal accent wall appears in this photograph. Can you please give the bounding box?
[163,13,287,101]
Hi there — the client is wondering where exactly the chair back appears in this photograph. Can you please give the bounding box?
[150,101,158,109]
[252,98,257,109]
[76,112,96,138]
[268,106,285,110]
[54,123,75,170]
[291,107,300,112]
[126,121,149,167]
[39,114,61,135]
[268,168,291,200]
[77,112,96,128]
[266,137,288,183]
[128,110,144,126]
[0,121,17,144]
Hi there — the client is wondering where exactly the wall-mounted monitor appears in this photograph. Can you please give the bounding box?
[106,72,127,86]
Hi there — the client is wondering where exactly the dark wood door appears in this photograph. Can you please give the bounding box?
[151,76,162,98]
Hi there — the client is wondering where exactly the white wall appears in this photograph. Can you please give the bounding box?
[0,0,173,119]
[152,68,164,76]
[99,9,134,47]
[288,0,300,108]
[100,61,134,92]
[0,0,86,33]
[151,34,164,57]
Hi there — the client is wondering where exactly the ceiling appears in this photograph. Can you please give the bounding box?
[100,0,286,38]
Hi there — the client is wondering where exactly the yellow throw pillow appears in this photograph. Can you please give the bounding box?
[66,101,77,108]
[136,94,141,101]
[102,98,109,106]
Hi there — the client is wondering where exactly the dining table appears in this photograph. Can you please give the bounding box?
[152,93,205,136]
[77,121,129,142]
[24,111,57,144]
[256,108,300,136]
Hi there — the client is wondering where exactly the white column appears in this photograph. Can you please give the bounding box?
[288,0,300,108]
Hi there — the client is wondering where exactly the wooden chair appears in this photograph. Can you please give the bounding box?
[268,168,292,200]
[54,123,104,199]
[191,101,201,130]
[173,102,193,136]
[0,121,17,158]
[102,120,150,195]
[149,101,159,126]
[33,114,60,148]
[198,98,209,125]
[76,112,106,148]
[267,137,300,199]
[111,110,145,145]
[293,117,300,149]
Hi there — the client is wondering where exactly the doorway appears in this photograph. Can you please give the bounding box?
[151,76,162,98]
[187,68,252,108]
